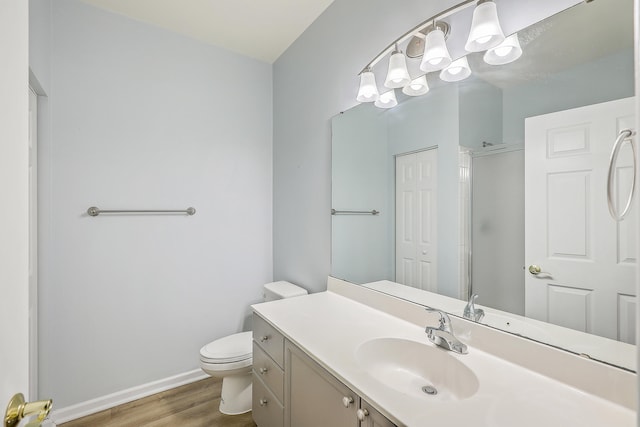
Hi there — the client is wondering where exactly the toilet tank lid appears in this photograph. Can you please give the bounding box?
[264,281,308,298]
[200,331,252,362]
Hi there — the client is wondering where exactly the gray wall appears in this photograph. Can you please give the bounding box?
[330,86,463,297]
[502,49,635,144]
[459,79,503,150]
[32,0,273,407]
[471,150,525,315]
[387,86,461,298]
[331,106,391,283]
[29,0,51,94]
[272,0,581,293]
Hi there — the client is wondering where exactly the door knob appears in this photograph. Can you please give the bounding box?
[528,265,542,275]
[4,393,52,427]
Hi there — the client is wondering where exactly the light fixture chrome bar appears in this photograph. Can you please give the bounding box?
[331,209,380,215]
[359,0,477,74]
[87,206,196,216]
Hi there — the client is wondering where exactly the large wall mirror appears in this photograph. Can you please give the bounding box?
[331,0,636,370]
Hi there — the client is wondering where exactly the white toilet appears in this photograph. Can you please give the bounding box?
[199,281,307,415]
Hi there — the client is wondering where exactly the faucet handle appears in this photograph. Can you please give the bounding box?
[464,294,485,322]
[464,294,478,315]
[424,307,452,331]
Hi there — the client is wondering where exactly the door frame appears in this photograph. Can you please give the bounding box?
[29,86,39,399]
[0,0,30,405]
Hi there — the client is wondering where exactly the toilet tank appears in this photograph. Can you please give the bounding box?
[263,281,308,302]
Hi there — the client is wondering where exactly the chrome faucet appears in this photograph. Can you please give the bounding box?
[424,307,468,354]
[463,294,485,322]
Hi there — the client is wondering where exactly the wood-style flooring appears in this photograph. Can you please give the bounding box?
[59,377,256,427]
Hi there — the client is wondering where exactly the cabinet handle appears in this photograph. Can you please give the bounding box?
[260,335,270,342]
[356,408,369,421]
[259,398,268,406]
[259,367,269,375]
[342,396,354,408]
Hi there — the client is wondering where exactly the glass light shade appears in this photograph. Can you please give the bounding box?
[483,33,522,65]
[374,90,398,109]
[420,28,452,72]
[440,56,472,82]
[402,75,430,96]
[465,1,505,52]
[356,71,379,102]
[384,51,411,88]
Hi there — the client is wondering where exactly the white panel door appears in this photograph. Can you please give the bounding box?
[525,97,636,342]
[396,154,416,286]
[396,149,437,291]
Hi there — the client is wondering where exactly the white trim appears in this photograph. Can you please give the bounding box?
[49,369,208,424]
[28,86,38,401]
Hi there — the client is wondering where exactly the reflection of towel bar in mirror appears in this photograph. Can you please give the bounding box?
[87,206,196,216]
[331,209,379,216]
[606,129,636,222]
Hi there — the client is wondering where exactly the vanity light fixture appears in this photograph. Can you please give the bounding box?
[384,45,411,88]
[483,33,522,65]
[464,0,505,52]
[356,68,380,102]
[356,0,519,109]
[420,22,452,72]
[402,75,430,96]
[375,90,398,109]
[440,56,472,82]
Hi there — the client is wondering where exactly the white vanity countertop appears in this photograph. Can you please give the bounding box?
[252,290,635,427]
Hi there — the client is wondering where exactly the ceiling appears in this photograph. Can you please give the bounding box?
[77,0,336,63]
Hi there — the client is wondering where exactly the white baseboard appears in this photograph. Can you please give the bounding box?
[48,369,209,424]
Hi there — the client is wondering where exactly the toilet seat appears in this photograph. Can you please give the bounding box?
[199,331,252,364]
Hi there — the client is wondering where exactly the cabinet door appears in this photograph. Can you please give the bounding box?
[359,399,396,427]
[285,341,357,427]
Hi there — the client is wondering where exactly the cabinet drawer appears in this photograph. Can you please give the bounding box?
[253,313,284,368]
[253,341,284,403]
[253,373,284,427]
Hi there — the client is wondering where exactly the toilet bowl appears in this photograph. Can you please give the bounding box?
[200,331,253,415]
[199,281,307,415]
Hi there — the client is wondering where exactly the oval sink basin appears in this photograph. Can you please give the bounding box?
[355,338,479,401]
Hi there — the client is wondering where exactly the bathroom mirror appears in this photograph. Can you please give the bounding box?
[331,0,636,370]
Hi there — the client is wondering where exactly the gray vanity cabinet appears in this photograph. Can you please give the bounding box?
[284,339,396,427]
